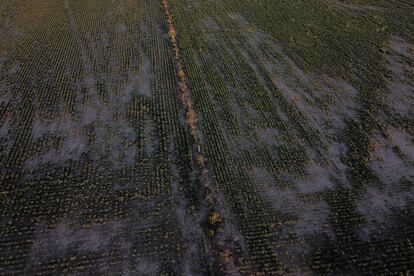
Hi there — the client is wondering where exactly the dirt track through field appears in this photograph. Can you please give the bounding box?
[161,0,243,273]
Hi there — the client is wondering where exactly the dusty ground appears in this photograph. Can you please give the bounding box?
[1,0,413,274]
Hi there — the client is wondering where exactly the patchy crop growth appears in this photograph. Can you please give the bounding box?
[1,0,413,274]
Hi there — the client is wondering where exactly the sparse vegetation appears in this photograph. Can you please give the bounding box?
[1,0,413,274]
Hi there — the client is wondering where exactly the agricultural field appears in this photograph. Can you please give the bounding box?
[0,0,413,274]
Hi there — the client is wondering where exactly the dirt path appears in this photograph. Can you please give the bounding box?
[161,0,242,273]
